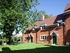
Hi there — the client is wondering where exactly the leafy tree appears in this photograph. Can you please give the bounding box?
[27,10,52,30]
[0,0,38,44]
[37,11,52,19]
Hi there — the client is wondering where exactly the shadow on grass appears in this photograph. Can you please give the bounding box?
[0,46,70,53]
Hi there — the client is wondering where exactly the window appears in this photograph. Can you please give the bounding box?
[24,36,28,40]
[40,35,47,40]
[40,26,46,30]
[42,26,46,30]
[57,20,62,28]
[57,22,62,28]
[40,24,47,30]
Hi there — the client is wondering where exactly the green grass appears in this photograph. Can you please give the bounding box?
[0,43,47,51]
[0,43,70,53]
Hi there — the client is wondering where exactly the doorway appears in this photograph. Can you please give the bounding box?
[52,36,57,44]
[52,32,57,44]
[29,35,33,43]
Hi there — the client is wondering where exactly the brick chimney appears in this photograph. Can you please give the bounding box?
[64,3,70,12]
[39,15,44,21]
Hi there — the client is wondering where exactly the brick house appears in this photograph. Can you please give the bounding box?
[22,3,70,45]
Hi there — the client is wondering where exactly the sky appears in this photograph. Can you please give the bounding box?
[2,0,70,35]
[36,0,70,16]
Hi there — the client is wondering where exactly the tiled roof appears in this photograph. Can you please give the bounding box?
[64,3,70,12]
[28,14,65,30]
[28,3,70,30]
[35,16,56,28]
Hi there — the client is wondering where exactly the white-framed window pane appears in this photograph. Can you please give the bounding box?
[43,36,44,39]
[44,36,46,39]
[40,26,46,30]
[40,35,47,40]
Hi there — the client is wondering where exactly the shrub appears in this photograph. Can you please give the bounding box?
[0,37,8,45]
[11,36,22,45]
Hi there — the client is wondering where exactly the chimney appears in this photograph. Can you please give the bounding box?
[39,15,45,21]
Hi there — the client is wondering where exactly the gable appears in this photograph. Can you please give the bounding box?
[54,14,66,24]
[27,3,70,30]
[64,3,70,12]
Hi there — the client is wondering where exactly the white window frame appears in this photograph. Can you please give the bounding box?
[57,20,63,28]
[40,24,47,30]
[57,23,62,28]
[40,35,47,40]
[40,26,46,30]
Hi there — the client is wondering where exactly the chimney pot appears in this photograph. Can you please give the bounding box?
[40,15,44,21]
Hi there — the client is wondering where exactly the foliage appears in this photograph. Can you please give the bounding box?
[11,36,21,44]
[28,10,51,27]
[0,36,8,45]
[0,0,38,44]
[37,11,52,19]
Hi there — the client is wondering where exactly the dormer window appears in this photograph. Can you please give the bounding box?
[57,20,62,28]
[40,24,47,30]
[32,25,37,31]
[40,26,46,30]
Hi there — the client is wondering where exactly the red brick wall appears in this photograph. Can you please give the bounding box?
[56,28,64,45]
[22,32,38,43]
[37,30,50,44]
[22,28,64,45]
[32,32,37,43]
[22,33,29,43]
[22,30,51,44]
[22,15,70,45]
[65,15,70,43]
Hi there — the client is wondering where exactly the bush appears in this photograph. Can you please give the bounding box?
[0,37,8,45]
[11,37,22,45]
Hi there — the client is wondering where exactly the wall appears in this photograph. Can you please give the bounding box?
[56,27,64,45]
[65,15,70,44]
[22,27,64,45]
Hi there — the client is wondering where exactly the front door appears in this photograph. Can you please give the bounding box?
[52,36,57,44]
[29,35,33,43]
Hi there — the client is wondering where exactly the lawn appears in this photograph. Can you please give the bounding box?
[0,43,70,53]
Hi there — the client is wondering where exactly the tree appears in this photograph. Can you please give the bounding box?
[26,10,52,29]
[37,11,52,19]
[0,0,38,44]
